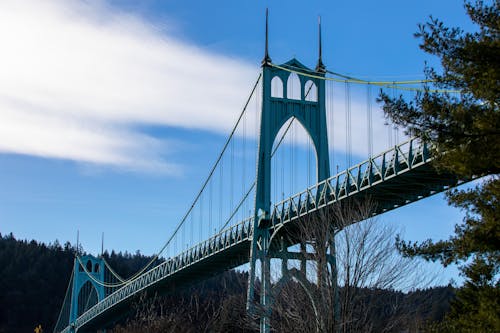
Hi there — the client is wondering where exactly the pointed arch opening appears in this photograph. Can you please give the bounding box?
[271,271,323,332]
[86,260,92,272]
[304,80,318,102]
[287,73,301,100]
[271,76,284,98]
[77,281,98,316]
[270,117,318,207]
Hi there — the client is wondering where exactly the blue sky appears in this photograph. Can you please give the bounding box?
[0,1,474,284]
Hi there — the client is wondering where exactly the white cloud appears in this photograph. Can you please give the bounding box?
[0,0,256,173]
[0,0,409,174]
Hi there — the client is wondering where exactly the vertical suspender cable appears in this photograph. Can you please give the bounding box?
[271,139,278,203]
[388,122,393,147]
[308,135,311,187]
[345,81,352,167]
[220,115,296,233]
[242,107,246,222]
[219,155,223,231]
[77,74,263,291]
[345,81,349,167]
[329,81,335,174]
[230,139,234,224]
[281,128,285,200]
[290,119,293,195]
[387,86,393,148]
[256,79,260,193]
[348,83,352,166]
[392,84,399,145]
[367,83,373,157]
[292,122,298,191]
[92,74,262,286]
[209,179,212,236]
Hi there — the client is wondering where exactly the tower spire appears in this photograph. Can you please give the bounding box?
[76,230,79,256]
[262,8,272,66]
[316,15,326,73]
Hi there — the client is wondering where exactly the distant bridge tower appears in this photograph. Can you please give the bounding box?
[247,11,336,332]
[69,255,105,330]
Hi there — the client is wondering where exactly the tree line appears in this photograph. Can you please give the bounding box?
[1,1,497,332]
[0,233,154,333]
[0,231,454,333]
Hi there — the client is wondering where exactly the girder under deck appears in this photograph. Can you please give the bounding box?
[63,138,469,333]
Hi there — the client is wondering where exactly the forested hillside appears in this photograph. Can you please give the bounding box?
[0,233,454,332]
[111,272,455,333]
[0,233,153,332]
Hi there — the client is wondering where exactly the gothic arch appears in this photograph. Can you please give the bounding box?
[271,76,283,98]
[254,59,330,217]
[77,280,98,316]
[287,72,301,100]
[271,117,320,169]
[304,80,318,102]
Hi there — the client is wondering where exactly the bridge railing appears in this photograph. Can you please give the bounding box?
[62,137,432,333]
[63,216,254,332]
[270,137,430,229]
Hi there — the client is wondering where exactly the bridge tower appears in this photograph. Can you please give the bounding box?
[69,255,105,330]
[247,11,337,332]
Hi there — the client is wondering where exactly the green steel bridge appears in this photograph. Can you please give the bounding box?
[54,15,469,333]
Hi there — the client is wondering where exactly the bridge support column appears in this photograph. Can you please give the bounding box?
[247,219,272,333]
[260,245,271,332]
[249,16,331,331]
[248,216,341,332]
[69,255,105,329]
[267,227,340,333]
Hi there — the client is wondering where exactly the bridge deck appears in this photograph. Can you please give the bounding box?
[63,138,465,332]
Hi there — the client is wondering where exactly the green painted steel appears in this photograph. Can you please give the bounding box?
[69,255,105,332]
[247,57,331,332]
[253,58,331,219]
[56,17,468,331]
[57,136,466,333]
[246,16,334,331]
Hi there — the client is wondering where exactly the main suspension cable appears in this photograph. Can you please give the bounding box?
[53,266,74,331]
[219,116,296,231]
[93,73,262,287]
[271,63,459,93]
[102,257,125,283]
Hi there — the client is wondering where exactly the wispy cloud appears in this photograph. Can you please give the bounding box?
[0,0,407,175]
[0,0,256,173]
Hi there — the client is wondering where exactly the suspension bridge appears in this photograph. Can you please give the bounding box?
[54,14,468,333]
